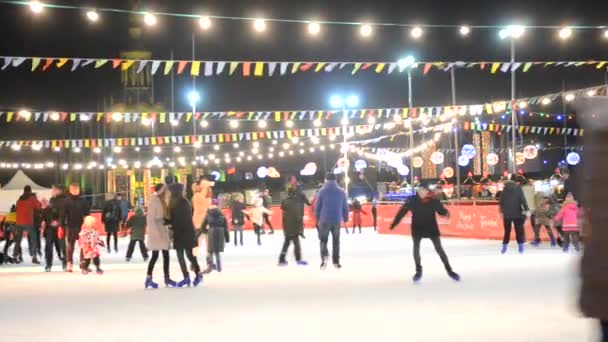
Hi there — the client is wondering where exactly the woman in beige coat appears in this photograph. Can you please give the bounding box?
[145,184,176,289]
[192,178,213,256]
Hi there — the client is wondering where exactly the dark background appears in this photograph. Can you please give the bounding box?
[0,0,605,189]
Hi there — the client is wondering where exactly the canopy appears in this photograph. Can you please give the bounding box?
[0,170,52,212]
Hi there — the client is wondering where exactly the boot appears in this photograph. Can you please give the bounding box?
[96,267,104,275]
[145,276,159,289]
[320,257,328,270]
[32,257,40,265]
[501,244,508,254]
[518,243,525,254]
[413,266,423,283]
[177,276,191,288]
[550,237,557,247]
[203,257,215,274]
[193,273,203,287]
[530,239,540,247]
[164,276,177,288]
[278,260,288,267]
[447,270,461,282]
[44,266,52,272]
[215,253,222,272]
[297,260,308,266]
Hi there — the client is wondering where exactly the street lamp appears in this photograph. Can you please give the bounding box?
[330,94,360,197]
[398,55,416,186]
[187,90,200,157]
[500,25,525,173]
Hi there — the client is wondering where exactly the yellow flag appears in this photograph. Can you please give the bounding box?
[485,104,493,114]
[491,63,501,74]
[186,112,192,122]
[56,58,69,68]
[95,59,108,68]
[291,62,302,74]
[523,62,533,72]
[164,61,175,75]
[218,134,224,143]
[191,61,201,76]
[352,63,362,75]
[597,62,607,69]
[122,60,135,71]
[84,140,90,148]
[159,113,166,123]
[274,111,281,122]
[229,62,239,75]
[31,58,41,71]
[254,62,264,77]
[375,63,386,73]
[315,62,327,72]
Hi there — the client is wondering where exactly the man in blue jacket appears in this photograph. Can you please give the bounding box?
[315,173,349,270]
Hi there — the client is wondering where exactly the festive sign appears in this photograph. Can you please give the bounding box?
[515,153,526,166]
[461,144,476,159]
[443,167,455,178]
[567,152,581,165]
[256,166,269,178]
[267,167,280,178]
[523,145,538,159]
[397,164,410,176]
[412,157,424,168]
[486,153,499,166]
[458,155,470,167]
[354,159,368,170]
[430,151,445,165]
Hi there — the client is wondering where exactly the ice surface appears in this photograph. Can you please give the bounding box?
[0,229,596,342]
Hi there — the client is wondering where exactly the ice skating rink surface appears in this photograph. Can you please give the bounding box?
[0,229,596,342]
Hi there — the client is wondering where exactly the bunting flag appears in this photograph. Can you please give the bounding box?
[463,121,583,137]
[2,56,608,77]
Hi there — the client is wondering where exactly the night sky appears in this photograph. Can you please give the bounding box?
[0,0,606,187]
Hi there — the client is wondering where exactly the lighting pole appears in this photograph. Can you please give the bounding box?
[188,90,200,160]
[330,95,359,198]
[450,68,461,199]
[398,55,416,187]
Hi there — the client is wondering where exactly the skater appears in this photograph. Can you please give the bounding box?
[371,199,378,231]
[531,195,557,247]
[287,176,311,239]
[350,199,367,234]
[498,177,529,254]
[145,184,176,289]
[40,198,63,271]
[554,193,582,252]
[230,194,247,246]
[63,183,90,272]
[168,183,203,288]
[78,216,104,275]
[192,177,212,257]
[118,193,130,237]
[199,199,229,273]
[278,186,308,266]
[14,185,42,264]
[244,198,272,246]
[261,189,275,234]
[101,193,122,253]
[389,183,460,282]
[48,185,66,263]
[314,173,349,270]
[125,206,149,262]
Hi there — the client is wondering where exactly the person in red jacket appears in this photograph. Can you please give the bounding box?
[15,185,42,264]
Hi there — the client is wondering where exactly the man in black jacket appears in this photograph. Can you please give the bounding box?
[278,186,308,266]
[63,183,90,272]
[499,179,529,254]
[43,184,67,271]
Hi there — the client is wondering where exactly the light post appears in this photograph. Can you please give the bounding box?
[398,55,416,187]
[330,94,360,198]
[187,90,200,159]
[499,25,525,174]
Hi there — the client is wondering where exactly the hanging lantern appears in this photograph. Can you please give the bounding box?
[412,156,424,168]
[523,145,538,160]
[515,152,526,166]
[430,151,444,165]
[458,155,470,167]
[461,144,476,159]
[443,167,454,178]
[354,159,368,170]
[486,153,499,166]
[256,166,269,179]
[566,152,581,166]
[397,164,410,176]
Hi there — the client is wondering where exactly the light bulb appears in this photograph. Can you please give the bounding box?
[29,1,44,14]
[313,119,322,127]
[541,97,552,105]
[153,146,161,153]
[341,118,349,126]
[587,89,597,97]
[213,145,220,151]
[459,26,470,36]
[173,146,181,153]
[86,10,99,22]
[229,120,239,129]
[170,119,179,126]
[200,120,209,128]
[564,93,575,102]
[308,21,321,35]
[73,147,82,153]
[199,16,212,30]
[360,24,372,38]
[285,120,294,128]
[253,19,266,32]
[518,101,528,109]
[143,12,157,26]
[50,112,60,121]
[141,118,151,126]
[367,117,376,124]
[93,147,101,154]
[558,27,573,40]
[258,120,267,128]
[410,26,424,39]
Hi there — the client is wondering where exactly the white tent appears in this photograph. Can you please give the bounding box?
[0,170,52,212]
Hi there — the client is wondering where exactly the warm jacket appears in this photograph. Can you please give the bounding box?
[262,194,273,209]
[191,183,211,230]
[200,207,229,253]
[101,199,122,232]
[49,194,67,227]
[534,201,557,227]
[15,192,41,226]
[63,194,90,230]
[119,199,129,219]
[79,227,103,259]
[499,181,529,219]
[127,212,146,241]
[314,181,349,225]
[554,200,581,232]
[281,192,307,236]
[521,184,536,212]
[169,197,198,250]
[146,192,171,251]
[245,198,272,226]
[390,191,449,238]
[230,201,247,225]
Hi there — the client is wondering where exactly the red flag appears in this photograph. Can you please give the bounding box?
[361,63,373,70]
[300,63,314,71]
[42,58,54,71]
[411,107,418,118]
[423,63,433,75]
[242,62,252,76]
[112,59,122,69]
[177,61,188,74]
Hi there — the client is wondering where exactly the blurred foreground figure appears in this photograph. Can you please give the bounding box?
[576,96,608,341]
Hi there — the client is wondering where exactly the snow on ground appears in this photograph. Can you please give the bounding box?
[0,229,597,342]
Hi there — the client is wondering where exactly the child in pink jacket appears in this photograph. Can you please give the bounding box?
[553,193,582,252]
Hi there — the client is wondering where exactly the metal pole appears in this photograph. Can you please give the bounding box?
[408,68,414,188]
[510,38,517,174]
[562,80,567,158]
[192,33,197,161]
[342,104,349,198]
[451,68,461,199]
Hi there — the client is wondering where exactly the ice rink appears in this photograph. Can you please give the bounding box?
[0,229,597,342]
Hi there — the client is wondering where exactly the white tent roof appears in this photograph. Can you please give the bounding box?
[1,170,50,191]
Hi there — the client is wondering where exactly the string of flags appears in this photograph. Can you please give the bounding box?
[463,121,584,136]
[2,56,608,77]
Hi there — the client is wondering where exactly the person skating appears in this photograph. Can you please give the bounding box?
[167,183,203,288]
[145,184,176,289]
[125,206,149,262]
[230,194,247,246]
[244,198,272,246]
[554,193,583,252]
[101,193,122,254]
[40,198,63,272]
[498,177,529,254]
[531,195,557,247]
[314,173,349,270]
[192,177,212,259]
[63,183,90,272]
[390,183,460,283]
[350,199,367,234]
[78,216,104,275]
[371,199,378,232]
[261,189,275,234]
[118,193,129,236]
[278,186,309,266]
[14,185,42,264]
[199,199,229,273]
[48,185,66,263]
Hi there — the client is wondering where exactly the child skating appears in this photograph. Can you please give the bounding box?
[389,183,460,283]
[125,206,149,262]
[78,216,104,275]
[278,186,308,266]
[554,193,583,252]
[199,199,230,273]
[350,199,367,234]
[531,195,557,247]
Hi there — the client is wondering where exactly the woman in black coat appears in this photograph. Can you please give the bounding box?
[199,202,229,273]
[168,184,202,288]
[390,185,460,283]
[278,186,309,266]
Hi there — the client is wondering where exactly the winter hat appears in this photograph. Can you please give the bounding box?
[211,198,219,206]
[23,185,32,193]
[326,172,337,181]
